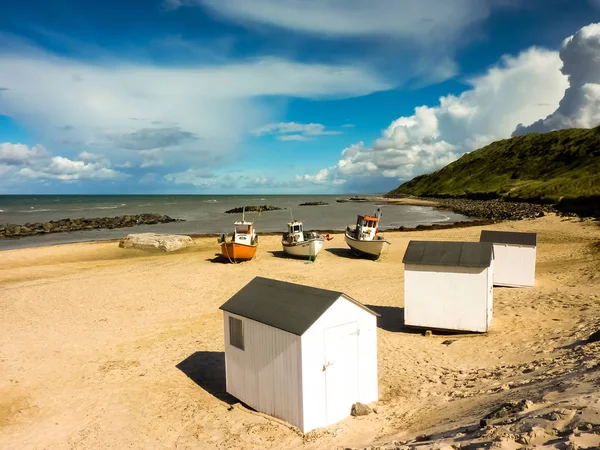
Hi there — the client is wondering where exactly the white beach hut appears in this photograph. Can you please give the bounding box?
[220,276,379,433]
[479,230,537,288]
[403,241,494,333]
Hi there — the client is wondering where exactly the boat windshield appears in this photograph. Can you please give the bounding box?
[235,225,252,234]
[292,225,302,233]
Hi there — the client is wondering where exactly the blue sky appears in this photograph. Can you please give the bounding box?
[1,0,600,194]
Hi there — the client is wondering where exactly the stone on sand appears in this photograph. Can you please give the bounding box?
[119,233,194,252]
[351,402,372,416]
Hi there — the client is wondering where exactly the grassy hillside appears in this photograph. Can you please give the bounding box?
[387,127,600,207]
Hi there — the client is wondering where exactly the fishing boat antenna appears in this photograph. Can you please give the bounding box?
[242,206,245,222]
[290,207,294,222]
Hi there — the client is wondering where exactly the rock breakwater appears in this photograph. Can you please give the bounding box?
[224,205,282,214]
[431,198,553,221]
[0,213,179,239]
[298,201,328,206]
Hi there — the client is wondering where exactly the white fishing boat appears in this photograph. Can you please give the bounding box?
[345,208,390,259]
[281,220,325,258]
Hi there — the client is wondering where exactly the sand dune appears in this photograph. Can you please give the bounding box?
[1,214,599,449]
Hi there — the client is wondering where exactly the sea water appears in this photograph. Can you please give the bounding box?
[0,195,471,250]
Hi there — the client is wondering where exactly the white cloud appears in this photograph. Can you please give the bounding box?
[139,148,165,168]
[254,122,342,142]
[294,168,345,185]
[164,169,221,187]
[173,0,506,43]
[17,156,128,182]
[278,134,313,142]
[514,23,600,135]
[298,46,568,186]
[0,41,390,171]
[0,143,50,165]
[78,151,106,163]
[0,142,128,183]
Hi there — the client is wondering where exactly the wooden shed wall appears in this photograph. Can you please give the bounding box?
[491,244,536,287]
[223,312,304,430]
[404,264,492,332]
[300,297,378,433]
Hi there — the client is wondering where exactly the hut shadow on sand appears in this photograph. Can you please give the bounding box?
[366,305,465,336]
[176,351,237,405]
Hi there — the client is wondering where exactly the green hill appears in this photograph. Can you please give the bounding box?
[387,126,600,211]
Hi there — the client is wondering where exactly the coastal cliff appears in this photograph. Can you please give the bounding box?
[387,126,600,216]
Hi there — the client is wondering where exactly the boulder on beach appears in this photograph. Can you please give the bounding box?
[118,233,194,252]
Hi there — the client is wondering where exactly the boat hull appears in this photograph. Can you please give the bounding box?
[282,238,324,258]
[220,242,257,262]
[344,232,389,259]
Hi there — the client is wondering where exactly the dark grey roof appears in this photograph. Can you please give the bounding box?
[480,230,537,246]
[402,241,493,268]
[219,277,378,336]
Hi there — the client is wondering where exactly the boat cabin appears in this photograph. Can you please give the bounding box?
[355,214,380,241]
[233,221,256,245]
[287,221,305,243]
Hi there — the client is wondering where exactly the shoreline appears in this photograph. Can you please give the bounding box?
[0,218,496,251]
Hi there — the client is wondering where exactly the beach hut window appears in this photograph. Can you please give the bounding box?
[229,317,244,350]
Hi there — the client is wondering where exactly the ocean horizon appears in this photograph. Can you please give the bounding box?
[0,194,472,250]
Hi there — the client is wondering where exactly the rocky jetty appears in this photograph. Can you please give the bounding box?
[0,213,179,239]
[433,198,553,221]
[298,201,328,206]
[336,197,369,203]
[224,205,282,214]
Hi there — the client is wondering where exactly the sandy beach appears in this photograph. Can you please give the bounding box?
[1,214,599,449]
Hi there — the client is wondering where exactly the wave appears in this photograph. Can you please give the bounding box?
[205,199,218,203]
[18,208,55,213]
[94,204,126,210]
[68,204,127,211]
[138,203,151,207]
[431,214,451,223]
[0,209,4,212]
[164,202,177,205]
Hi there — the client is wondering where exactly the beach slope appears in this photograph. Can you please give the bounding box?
[1,215,599,449]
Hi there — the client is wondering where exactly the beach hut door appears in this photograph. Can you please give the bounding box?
[324,321,359,425]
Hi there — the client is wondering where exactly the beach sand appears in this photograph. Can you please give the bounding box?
[1,214,599,449]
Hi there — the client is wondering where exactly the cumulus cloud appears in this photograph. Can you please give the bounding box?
[0,143,50,165]
[254,122,342,141]
[514,23,600,135]
[0,40,390,173]
[294,168,345,185]
[0,142,128,183]
[298,46,568,186]
[17,157,127,182]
